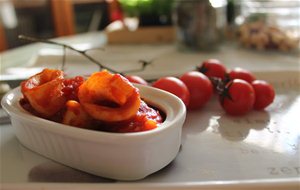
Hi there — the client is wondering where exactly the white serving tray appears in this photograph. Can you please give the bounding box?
[1,43,299,82]
[1,46,300,189]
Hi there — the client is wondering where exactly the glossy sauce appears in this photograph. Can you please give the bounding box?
[97,100,164,133]
[20,98,164,133]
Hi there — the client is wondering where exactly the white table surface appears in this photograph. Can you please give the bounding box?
[1,32,300,190]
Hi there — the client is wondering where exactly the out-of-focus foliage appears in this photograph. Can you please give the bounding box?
[119,0,174,17]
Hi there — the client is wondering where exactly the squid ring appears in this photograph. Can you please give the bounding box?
[78,70,141,122]
[62,100,91,128]
[21,69,66,117]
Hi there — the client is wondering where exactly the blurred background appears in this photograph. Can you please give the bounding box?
[0,0,175,50]
[0,0,299,52]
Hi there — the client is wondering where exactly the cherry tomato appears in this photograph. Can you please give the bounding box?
[152,77,190,106]
[197,59,227,80]
[125,75,148,85]
[180,71,213,110]
[251,80,275,110]
[228,67,256,83]
[220,79,255,116]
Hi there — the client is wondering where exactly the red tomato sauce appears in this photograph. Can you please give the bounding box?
[20,98,164,133]
[62,76,85,101]
[96,100,164,133]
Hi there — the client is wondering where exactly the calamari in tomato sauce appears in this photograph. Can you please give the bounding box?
[20,69,164,132]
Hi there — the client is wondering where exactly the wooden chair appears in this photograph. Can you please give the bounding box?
[0,22,7,52]
[50,0,75,37]
[50,0,107,37]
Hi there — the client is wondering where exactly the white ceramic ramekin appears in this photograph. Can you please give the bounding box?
[1,84,186,181]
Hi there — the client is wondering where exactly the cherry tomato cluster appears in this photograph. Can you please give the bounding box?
[125,59,275,116]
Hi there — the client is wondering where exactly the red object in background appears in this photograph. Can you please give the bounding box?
[180,71,213,110]
[228,67,256,83]
[251,80,275,110]
[107,0,124,22]
[197,59,227,80]
[220,79,255,116]
[125,75,149,86]
[152,77,190,107]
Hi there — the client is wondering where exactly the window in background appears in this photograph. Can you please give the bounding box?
[74,1,109,33]
[1,0,53,49]
[0,0,110,50]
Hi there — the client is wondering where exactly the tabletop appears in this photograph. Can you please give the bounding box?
[1,31,300,190]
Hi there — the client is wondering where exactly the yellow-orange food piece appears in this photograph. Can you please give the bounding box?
[78,70,141,122]
[62,100,91,128]
[21,69,66,117]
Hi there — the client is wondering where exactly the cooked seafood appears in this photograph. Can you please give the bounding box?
[21,69,66,117]
[20,69,163,132]
[78,70,141,122]
[62,100,91,128]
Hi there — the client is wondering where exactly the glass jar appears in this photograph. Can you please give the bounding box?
[236,0,300,52]
[173,0,227,51]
